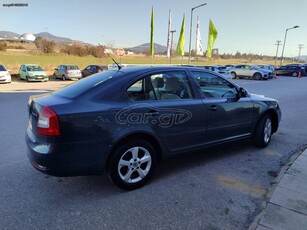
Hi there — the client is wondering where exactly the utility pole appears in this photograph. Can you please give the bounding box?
[298,44,304,62]
[274,41,281,67]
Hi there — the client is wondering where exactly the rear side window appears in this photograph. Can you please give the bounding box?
[53,71,116,98]
[127,71,194,101]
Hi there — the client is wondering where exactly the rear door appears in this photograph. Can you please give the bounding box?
[190,71,254,143]
[125,70,208,152]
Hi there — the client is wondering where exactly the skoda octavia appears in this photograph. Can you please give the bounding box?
[26,66,281,190]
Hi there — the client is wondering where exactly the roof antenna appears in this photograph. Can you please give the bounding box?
[98,43,122,70]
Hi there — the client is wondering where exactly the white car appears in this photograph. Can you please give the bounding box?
[0,64,11,83]
[230,65,272,80]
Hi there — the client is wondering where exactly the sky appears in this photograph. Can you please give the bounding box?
[1,0,307,57]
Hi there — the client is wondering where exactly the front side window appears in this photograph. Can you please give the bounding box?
[127,71,194,101]
[192,71,237,98]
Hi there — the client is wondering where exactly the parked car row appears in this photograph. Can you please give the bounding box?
[193,64,276,81]
[1,63,305,84]
[0,64,107,83]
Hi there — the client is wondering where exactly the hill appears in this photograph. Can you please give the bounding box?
[0,31,20,38]
[127,43,167,54]
[34,32,75,44]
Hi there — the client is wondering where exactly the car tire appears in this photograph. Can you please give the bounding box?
[292,72,298,77]
[252,113,272,148]
[26,75,29,82]
[108,140,157,190]
[231,72,237,79]
[253,73,261,80]
[53,73,57,79]
[62,75,66,81]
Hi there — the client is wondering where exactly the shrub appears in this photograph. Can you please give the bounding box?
[0,42,7,51]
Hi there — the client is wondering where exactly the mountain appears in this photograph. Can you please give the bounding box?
[34,32,75,44]
[295,55,307,61]
[127,43,167,54]
[0,31,20,38]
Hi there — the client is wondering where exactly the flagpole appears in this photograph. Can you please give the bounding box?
[150,6,154,64]
[166,10,171,60]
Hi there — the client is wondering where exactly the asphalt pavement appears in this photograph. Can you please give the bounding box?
[1,76,307,230]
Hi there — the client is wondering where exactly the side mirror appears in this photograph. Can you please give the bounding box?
[55,68,58,71]
[238,87,247,98]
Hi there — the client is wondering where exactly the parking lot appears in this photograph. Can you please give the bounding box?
[0,76,306,229]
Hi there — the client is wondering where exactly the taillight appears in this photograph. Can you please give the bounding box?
[65,70,69,74]
[37,107,60,136]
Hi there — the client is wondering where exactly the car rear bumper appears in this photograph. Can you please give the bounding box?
[26,127,110,176]
[66,74,82,80]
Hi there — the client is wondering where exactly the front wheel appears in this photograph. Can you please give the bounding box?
[252,114,272,148]
[253,73,262,80]
[231,72,237,79]
[292,72,298,77]
[108,140,157,190]
[62,75,66,81]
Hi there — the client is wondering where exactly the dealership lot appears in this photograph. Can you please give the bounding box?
[0,76,306,229]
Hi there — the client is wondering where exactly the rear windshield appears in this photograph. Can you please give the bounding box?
[67,65,79,70]
[0,65,6,71]
[53,70,117,98]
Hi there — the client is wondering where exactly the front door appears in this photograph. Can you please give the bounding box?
[190,71,254,143]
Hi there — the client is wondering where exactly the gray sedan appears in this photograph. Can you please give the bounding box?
[53,64,82,80]
[230,65,272,80]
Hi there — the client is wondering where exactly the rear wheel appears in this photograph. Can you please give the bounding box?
[253,114,272,148]
[108,140,157,190]
[53,73,57,79]
[292,72,298,77]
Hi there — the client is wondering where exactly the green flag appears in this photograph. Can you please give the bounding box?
[175,14,185,56]
[150,6,154,57]
[206,19,218,58]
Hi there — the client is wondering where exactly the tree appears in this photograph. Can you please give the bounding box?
[34,36,55,53]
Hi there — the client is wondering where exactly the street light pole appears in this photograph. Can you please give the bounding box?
[188,3,207,65]
[170,30,176,64]
[280,25,299,66]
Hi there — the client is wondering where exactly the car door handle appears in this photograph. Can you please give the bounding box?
[148,110,160,116]
[209,105,217,111]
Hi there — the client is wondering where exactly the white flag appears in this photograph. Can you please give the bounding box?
[166,10,171,57]
[195,16,204,56]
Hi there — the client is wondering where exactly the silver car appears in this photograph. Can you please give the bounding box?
[53,64,82,80]
[230,64,272,80]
